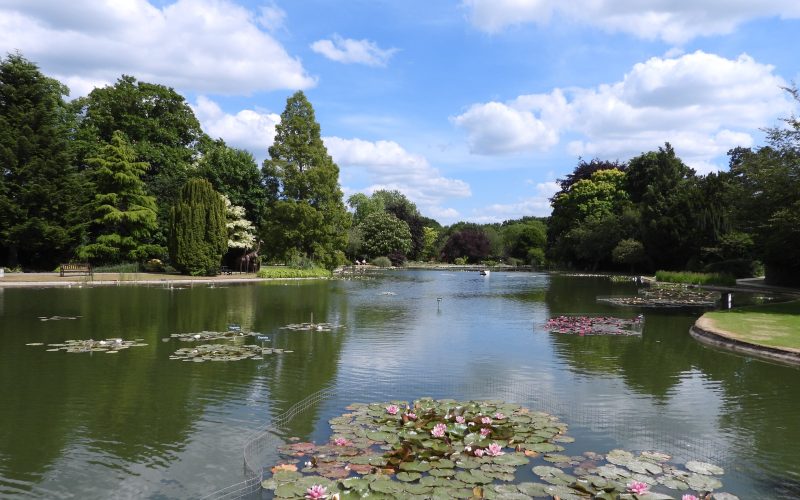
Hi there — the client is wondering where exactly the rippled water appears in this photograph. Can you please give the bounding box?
[1,271,798,498]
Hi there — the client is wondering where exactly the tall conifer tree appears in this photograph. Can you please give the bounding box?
[261,91,349,268]
[169,178,227,275]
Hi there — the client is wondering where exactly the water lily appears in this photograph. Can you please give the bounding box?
[333,437,348,446]
[464,446,472,452]
[480,427,491,436]
[682,496,699,500]
[627,481,649,495]
[306,484,327,499]
[431,423,447,438]
[385,404,399,415]
[481,416,492,425]
[474,448,485,457]
[486,443,504,456]
[493,412,505,420]
[405,412,417,420]
[455,415,465,424]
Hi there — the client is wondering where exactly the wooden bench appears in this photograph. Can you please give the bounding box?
[60,263,93,277]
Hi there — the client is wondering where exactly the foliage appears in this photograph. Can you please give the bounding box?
[256,266,331,279]
[502,218,546,263]
[73,74,207,244]
[92,262,141,273]
[421,226,439,261]
[655,270,736,286]
[195,140,265,225]
[0,53,85,269]
[77,131,162,264]
[371,256,392,268]
[261,91,350,269]
[347,193,385,226]
[359,212,412,259]
[441,226,491,263]
[223,195,256,250]
[169,179,227,275]
[612,238,647,270]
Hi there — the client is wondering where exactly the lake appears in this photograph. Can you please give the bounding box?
[1,271,798,498]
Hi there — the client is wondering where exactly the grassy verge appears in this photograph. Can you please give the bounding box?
[256,266,331,279]
[656,270,736,286]
[702,300,800,350]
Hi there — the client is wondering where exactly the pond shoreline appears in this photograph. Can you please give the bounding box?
[0,272,327,287]
[690,316,800,366]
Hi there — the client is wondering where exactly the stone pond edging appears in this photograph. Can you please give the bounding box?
[690,316,800,366]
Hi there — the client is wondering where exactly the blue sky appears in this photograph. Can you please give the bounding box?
[2,1,799,224]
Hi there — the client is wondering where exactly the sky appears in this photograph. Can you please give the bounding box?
[2,0,799,225]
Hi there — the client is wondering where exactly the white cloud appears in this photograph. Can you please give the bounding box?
[455,51,791,171]
[470,181,559,223]
[0,0,315,96]
[257,2,286,33]
[310,35,398,67]
[463,0,800,44]
[323,137,470,215]
[192,96,280,154]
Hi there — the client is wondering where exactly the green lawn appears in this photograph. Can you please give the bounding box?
[702,300,800,350]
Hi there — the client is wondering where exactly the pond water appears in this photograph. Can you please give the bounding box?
[0,271,798,498]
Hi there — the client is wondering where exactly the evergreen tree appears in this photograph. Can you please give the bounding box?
[77,131,162,263]
[169,179,227,275]
[261,91,349,269]
[0,53,85,269]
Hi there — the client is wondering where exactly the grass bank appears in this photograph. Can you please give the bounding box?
[256,266,331,279]
[655,270,735,286]
[700,300,800,350]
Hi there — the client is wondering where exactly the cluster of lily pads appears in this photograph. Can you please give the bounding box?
[280,322,342,332]
[38,315,81,321]
[169,343,290,362]
[262,398,735,499]
[26,338,147,353]
[599,284,720,308]
[168,329,248,342]
[544,315,644,336]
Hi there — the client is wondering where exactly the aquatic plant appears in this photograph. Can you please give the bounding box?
[544,315,644,336]
[169,343,290,362]
[28,338,147,353]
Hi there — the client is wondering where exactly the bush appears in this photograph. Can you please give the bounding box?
[506,257,522,267]
[143,259,165,272]
[371,256,392,268]
[387,251,407,267]
[453,257,468,265]
[93,262,140,273]
[703,259,761,278]
[256,266,331,279]
[655,270,736,286]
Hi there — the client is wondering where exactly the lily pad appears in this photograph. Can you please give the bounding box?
[685,460,724,475]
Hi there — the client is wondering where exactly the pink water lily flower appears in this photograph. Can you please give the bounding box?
[431,423,447,438]
[627,481,649,495]
[480,427,491,436]
[474,448,485,457]
[455,415,466,424]
[486,443,504,456]
[493,412,505,420]
[682,496,699,500]
[481,416,492,425]
[306,484,327,499]
[333,437,348,446]
[385,404,399,415]
[405,412,417,420]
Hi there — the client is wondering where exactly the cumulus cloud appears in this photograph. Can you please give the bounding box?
[470,181,559,223]
[324,137,470,215]
[455,51,790,171]
[192,96,280,154]
[463,0,800,44]
[0,0,315,96]
[310,35,398,67]
[257,2,286,33]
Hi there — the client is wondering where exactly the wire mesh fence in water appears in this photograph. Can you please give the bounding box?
[204,378,739,499]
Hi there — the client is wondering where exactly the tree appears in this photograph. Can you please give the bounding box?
[0,53,85,269]
[372,190,426,260]
[441,226,491,263]
[359,212,412,259]
[347,193,385,226]
[502,218,547,263]
[196,140,264,226]
[169,179,227,275]
[612,238,647,272]
[73,75,207,243]
[223,195,256,251]
[261,91,350,269]
[421,226,439,261]
[77,131,162,264]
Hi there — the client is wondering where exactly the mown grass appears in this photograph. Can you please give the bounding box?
[656,270,736,286]
[256,266,331,279]
[703,300,800,349]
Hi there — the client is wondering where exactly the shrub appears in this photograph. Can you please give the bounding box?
[655,270,736,286]
[256,266,331,279]
[453,257,468,265]
[371,256,392,268]
[704,259,761,278]
[387,251,407,267]
[93,262,140,273]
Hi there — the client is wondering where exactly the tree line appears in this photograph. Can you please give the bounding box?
[1,53,797,284]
